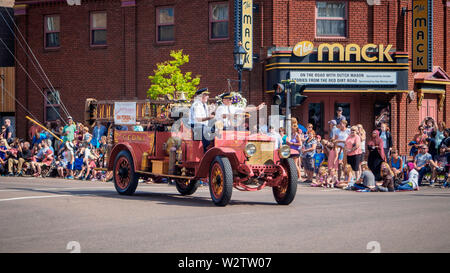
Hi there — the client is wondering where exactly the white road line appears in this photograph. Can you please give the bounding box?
[0,194,75,202]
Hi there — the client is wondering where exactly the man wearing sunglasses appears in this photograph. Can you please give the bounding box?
[414,145,435,186]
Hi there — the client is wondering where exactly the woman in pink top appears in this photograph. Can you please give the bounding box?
[345,126,362,179]
[323,139,339,172]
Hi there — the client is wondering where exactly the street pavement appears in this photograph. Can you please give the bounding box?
[0,176,449,253]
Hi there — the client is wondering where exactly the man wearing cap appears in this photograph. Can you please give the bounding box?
[328,120,339,139]
[62,116,77,143]
[215,92,265,130]
[334,107,346,125]
[189,88,215,152]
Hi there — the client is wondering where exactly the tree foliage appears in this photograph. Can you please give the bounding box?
[147,50,201,100]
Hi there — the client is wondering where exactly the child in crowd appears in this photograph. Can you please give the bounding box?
[376,162,395,192]
[313,146,326,175]
[396,163,419,191]
[311,166,328,187]
[336,164,355,189]
[327,168,339,188]
[390,149,403,180]
[65,141,75,179]
[56,144,69,178]
[322,139,339,175]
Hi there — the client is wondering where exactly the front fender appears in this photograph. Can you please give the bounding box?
[108,143,138,171]
[194,147,242,178]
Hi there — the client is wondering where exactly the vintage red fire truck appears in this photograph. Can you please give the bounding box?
[85,98,298,206]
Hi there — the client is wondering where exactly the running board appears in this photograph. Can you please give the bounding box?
[136,171,195,180]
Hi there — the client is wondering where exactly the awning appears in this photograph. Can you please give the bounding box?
[414,66,450,85]
[414,66,449,111]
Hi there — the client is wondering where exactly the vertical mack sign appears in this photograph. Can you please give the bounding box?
[242,0,253,70]
[412,0,433,72]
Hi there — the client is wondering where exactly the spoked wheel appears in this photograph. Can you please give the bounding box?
[175,179,200,196]
[209,156,233,206]
[113,150,139,195]
[273,158,298,205]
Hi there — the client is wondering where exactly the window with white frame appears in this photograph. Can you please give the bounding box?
[157,6,175,42]
[44,15,60,48]
[316,1,347,37]
[90,11,107,45]
[45,90,61,121]
[209,2,229,40]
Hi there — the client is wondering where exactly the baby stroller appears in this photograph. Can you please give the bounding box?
[72,157,84,178]
[42,159,59,178]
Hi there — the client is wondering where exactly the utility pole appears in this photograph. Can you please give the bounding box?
[282,80,292,138]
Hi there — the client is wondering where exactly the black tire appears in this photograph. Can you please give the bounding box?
[175,179,200,196]
[209,156,233,206]
[113,150,139,195]
[273,158,298,205]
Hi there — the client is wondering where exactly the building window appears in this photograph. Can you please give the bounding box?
[209,2,229,40]
[316,1,347,37]
[91,12,107,46]
[44,15,60,48]
[156,7,175,42]
[45,90,61,121]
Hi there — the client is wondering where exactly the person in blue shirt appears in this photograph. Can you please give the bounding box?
[313,146,326,175]
[414,144,435,186]
[0,139,9,175]
[91,121,107,148]
[31,132,48,148]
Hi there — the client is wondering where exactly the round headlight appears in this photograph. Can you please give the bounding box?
[245,143,257,157]
[279,145,291,159]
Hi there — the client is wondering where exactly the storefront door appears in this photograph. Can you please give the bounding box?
[299,93,357,138]
[419,98,437,125]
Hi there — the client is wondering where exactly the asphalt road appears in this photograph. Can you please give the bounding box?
[1,176,449,253]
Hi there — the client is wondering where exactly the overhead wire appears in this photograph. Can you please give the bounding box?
[0,7,72,120]
[1,7,72,118]
[0,38,68,125]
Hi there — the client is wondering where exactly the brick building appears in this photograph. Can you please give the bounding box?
[12,0,450,155]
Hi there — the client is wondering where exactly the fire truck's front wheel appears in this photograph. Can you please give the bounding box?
[113,150,139,195]
[209,156,233,206]
[273,158,298,205]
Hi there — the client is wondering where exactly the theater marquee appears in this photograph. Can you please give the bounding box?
[265,40,409,92]
[290,71,397,85]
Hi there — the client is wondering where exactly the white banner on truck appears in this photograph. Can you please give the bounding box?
[114,102,136,125]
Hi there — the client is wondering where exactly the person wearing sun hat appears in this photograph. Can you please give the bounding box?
[189,88,215,152]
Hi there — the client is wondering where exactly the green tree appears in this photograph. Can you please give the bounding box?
[147,50,201,100]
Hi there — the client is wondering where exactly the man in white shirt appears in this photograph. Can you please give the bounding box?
[189,88,215,152]
[215,92,238,130]
[215,92,266,131]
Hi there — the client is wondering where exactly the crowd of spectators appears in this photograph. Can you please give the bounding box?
[1,111,449,191]
[269,110,450,192]
[1,117,114,182]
